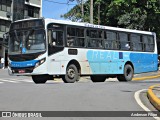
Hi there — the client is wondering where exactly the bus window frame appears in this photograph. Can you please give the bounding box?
[118,32,131,51]
[86,28,105,49]
[66,25,86,48]
[47,22,156,53]
[104,30,119,50]
[47,23,65,47]
[142,35,155,52]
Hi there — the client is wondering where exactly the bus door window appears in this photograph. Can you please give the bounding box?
[48,29,64,55]
[47,23,64,48]
[49,30,63,46]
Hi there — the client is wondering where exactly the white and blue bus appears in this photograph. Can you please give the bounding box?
[7,18,158,83]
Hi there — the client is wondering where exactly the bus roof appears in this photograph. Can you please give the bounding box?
[44,18,155,35]
[13,18,155,35]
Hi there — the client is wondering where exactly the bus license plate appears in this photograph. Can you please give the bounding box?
[18,70,25,73]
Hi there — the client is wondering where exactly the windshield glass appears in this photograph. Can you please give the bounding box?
[9,29,46,55]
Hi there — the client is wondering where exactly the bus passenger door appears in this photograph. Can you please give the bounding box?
[47,30,64,74]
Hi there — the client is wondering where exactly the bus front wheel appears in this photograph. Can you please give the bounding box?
[117,64,133,82]
[32,75,48,84]
[62,64,79,83]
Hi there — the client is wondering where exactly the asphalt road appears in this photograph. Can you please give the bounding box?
[0,69,160,120]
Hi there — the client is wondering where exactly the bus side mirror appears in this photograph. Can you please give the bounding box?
[3,32,9,48]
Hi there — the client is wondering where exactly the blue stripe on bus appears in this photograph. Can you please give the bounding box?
[10,60,39,68]
[86,50,158,74]
[130,53,158,73]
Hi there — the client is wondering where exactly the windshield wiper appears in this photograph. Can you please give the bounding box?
[14,30,20,42]
[25,29,34,42]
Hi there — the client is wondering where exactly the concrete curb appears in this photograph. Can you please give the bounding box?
[147,84,160,111]
[53,73,160,82]
[133,74,160,81]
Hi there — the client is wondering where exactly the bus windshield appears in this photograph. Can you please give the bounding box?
[8,19,46,55]
[9,29,46,55]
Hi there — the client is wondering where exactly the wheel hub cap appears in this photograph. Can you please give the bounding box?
[67,69,75,79]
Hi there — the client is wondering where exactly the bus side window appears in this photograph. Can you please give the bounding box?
[104,32,109,49]
[119,32,130,50]
[76,28,85,47]
[105,31,118,49]
[67,34,74,46]
[67,27,76,47]
[143,35,154,52]
[130,34,142,51]
[112,41,118,49]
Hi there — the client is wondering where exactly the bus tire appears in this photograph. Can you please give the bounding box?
[117,64,133,82]
[62,64,79,83]
[90,75,106,82]
[32,75,48,84]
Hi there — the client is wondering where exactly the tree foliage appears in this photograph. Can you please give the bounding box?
[62,0,160,38]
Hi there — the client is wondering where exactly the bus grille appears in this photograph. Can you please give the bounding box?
[11,67,34,73]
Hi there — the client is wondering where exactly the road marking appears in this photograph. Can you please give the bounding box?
[15,80,33,83]
[0,82,3,84]
[0,78,33,82]
[47,80,63,83]
[135,89,160,120]
[0,78,34,83]
[0,79,19,83]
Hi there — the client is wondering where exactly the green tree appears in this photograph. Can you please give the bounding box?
[62,0,160,38]
[61,0,90,22]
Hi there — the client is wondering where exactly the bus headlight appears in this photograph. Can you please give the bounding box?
[35,62,40,68]
[40,58,45,64]
[35,58,46,68]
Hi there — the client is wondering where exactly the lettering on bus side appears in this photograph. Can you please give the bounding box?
[87,50,120,61]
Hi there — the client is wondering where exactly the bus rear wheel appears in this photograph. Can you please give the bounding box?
[32,75,48,84]
[117,64,133,82]
[90,75,106,82]
[62,64,79,83]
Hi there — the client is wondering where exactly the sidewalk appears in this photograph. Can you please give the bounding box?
[144,70,160,111]
[133,70,160,81]
[148,85,160,111]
